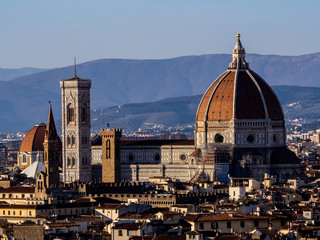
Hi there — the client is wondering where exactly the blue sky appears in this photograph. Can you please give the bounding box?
[0,0,319,68]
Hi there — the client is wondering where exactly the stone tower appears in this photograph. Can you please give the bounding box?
[101,129,122,183]
[60,74,92,182]
[43,103,61,187]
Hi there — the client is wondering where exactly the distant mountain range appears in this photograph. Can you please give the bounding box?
[1,53,320,131]
[0,67,47,81]
[90,86,320,132]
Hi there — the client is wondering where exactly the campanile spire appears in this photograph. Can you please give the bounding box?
[43,102,61,187]
[228,32,249,69]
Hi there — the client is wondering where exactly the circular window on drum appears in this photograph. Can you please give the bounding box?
[154,153,161,163]
[214,134,224,143]
[180,154,187,162]
[246,134,255,144]
[127,153,134,162]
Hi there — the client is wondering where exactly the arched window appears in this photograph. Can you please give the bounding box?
[72,157,75,167]
[71,136,75,146]
[22,155,27,164]
[106,140,111,159]
[67,136,71,146]
[81,105,86,122]
[67,157,71,167]
[67,104,75,123]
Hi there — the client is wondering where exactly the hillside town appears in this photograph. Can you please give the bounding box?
[0,34,318,240]
[0,149,319,239]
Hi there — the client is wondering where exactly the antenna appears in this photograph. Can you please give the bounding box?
[74,56,77,78]
[102,112,105,129]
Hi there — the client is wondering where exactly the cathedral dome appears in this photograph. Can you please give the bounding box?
[19,123,46,152]
[196,34,284,123]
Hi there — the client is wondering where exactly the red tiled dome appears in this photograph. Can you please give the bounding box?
[19,123,46,152]
[196,36,283,122]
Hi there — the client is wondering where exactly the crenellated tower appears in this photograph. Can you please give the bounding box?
[101,129,122,183]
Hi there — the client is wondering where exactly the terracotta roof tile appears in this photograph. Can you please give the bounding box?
[207,71,235,121]
[196,69,284,123]
[19,124,46,152]
[0,186,35,193]
[113,222,143,230]
[236,71,265,119]
[197,72,226,121]
[121,139,194,146]
[190,149,201,157]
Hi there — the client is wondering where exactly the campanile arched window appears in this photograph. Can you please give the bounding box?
[81,104,87,122]
[67,104,75,123]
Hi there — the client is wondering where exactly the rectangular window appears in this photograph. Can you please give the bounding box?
[227,222,231,229]
[254,220,259,227]
[240,221,245,228]
[281,220,285,226]
[22,155,27,164]
[199,223,204,229]
[118,230,123,236]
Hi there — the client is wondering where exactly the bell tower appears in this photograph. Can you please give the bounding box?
[60,72,92,182]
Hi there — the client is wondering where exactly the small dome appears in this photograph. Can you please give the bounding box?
[19,123,46,152]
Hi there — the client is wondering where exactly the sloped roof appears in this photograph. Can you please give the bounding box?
[21,161,44,179]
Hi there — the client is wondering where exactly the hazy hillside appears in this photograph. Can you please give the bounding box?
[1,53,320,131]
[0,67,47,81]
[89,86,320,132]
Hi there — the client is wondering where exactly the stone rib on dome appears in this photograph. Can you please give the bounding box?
[235,71,266,119]
[249,71,284,121]
[19,124,46,152]
[207,71,235,121]
[196,71,229,121]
